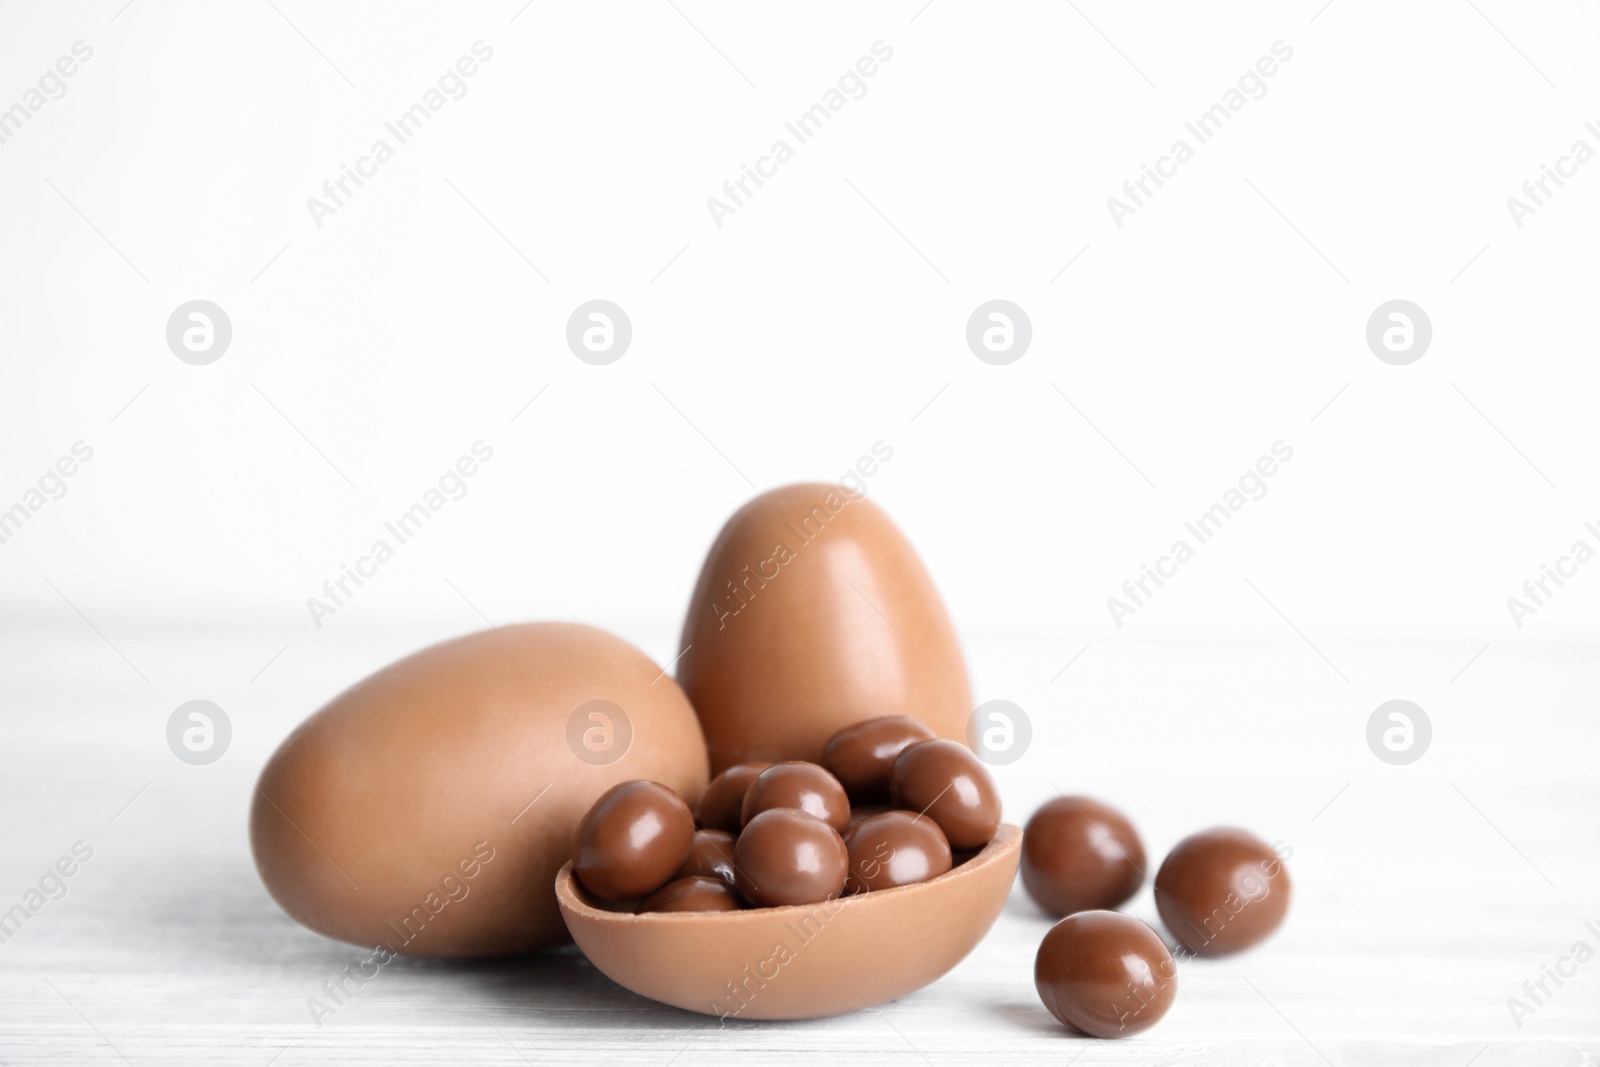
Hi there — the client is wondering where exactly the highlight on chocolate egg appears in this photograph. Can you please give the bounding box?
[674,482,975,773]
[248,622,708,958]
[241,479,1294,1032]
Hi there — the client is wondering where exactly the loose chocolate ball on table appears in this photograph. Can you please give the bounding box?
[1154,827,1290,957]
[733,808,848,907]
[697,762,771,833]
[639,875,743,914]
[573,781,695,902]
[1035,911,1177,1038]
[741,761,851,834]
[676,829,738,886]
[822,716,935,803]
[844,811,952,894]
[889,739,1001,851]
[1022,795,1146,917]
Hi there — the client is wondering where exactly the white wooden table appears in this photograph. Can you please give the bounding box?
[3,617,1596,1064]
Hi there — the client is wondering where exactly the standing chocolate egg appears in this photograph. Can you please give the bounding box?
[677,481,972,773]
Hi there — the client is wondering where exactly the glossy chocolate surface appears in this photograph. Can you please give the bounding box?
[733,808,848,907]
[676,829,738,886]
[1035,910,1177,1038]
[573,781,695,902]
[889,739,1001,850]
[845,811,952,894]
[823,716,936,803]
[740,761,851,833]
[676,483,973,774]
[639,875,743,913]
[697,762,770,833]
[249,622,709,958]
[556,825,1025,1020]
[1154,827,1290,957]
[1021,795,1146,917]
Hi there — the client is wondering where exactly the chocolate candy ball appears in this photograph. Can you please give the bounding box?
[1154,827,1290,957]
[741,761,851,834]
[697,762,771,832]
[573,781,695,902]
[1021,795,1146,917]
[1035,911,1177,1038]
[733,808,848,907]
[676,829,738,886]
[844,811,952,894]
[639,875,743,914]
[889,739,1001,850]
[822,716,935,803]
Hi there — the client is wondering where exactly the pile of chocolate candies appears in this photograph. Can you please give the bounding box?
[1021,795,1292,1039]
[571,716,1001,912]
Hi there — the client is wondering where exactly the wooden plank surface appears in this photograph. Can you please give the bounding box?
[2,618,1597,1064]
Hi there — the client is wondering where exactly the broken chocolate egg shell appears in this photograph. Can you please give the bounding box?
[555,824,1020,1020]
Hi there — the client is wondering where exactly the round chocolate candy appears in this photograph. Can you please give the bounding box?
[676,829,738,886]
[1154,827,1290,957]
[639,875,743,913]
[888,739,1001,851]
[822,716,935,803]
[1035,911,1177,1038]
[844,811,952,894]
[1021,795,1146,917]
[697,762,771,833]
[573,781,695,902]
[733,808,848,907]
[741,761,851,834]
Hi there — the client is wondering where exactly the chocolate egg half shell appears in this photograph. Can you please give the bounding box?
[557,825,1022,1019]
[677,483,972,773]
[249,622,709,958]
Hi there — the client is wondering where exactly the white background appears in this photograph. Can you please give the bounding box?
[1,1,1597,1063]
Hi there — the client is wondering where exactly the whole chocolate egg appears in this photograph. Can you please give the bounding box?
[250,622,709,958]
[676,482,972,773]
